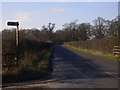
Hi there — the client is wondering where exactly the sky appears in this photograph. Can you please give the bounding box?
[1,2,118,31]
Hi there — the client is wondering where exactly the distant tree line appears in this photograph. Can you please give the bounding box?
[54,16,119,43]
[2,16,119,43]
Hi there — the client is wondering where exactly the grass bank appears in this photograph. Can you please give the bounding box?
[65,43,120,61]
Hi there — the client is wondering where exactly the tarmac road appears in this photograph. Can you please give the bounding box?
[3,45,119,89]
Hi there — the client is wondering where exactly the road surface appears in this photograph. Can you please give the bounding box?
[3,45,119,89]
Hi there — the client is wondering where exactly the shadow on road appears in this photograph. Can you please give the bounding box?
[48,45,117,84]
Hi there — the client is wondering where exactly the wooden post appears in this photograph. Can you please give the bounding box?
[16,24,19,46]
[15,23,19,65]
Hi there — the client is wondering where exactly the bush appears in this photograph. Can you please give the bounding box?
[2,38,53,83]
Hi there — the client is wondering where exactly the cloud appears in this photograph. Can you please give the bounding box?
[4,12,32,29]
[14,12,31,23]
[51,8,65,14]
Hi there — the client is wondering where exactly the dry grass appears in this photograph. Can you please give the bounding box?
[2,38,53,84]
[65,37,120,61]
[65,37,117,54]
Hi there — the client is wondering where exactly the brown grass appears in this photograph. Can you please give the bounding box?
[66,37,117,54]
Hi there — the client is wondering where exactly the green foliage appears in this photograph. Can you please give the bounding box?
[35,51,52,74]
[36,59,49,74]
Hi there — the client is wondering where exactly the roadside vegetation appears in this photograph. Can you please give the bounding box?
[65,38,120,61]
[2,27,54,84]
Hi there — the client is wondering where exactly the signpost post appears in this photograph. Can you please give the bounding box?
[7,21,19,65]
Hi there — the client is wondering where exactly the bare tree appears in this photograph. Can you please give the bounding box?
[92,17,108,39]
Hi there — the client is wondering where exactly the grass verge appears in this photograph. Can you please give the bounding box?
[65,44,120,61]
[3,50,53,84]
[2,40,54,84]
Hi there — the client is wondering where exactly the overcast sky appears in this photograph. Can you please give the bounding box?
[1,1,119,30]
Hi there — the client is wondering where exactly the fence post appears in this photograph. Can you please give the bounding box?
[113,46,120,57]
